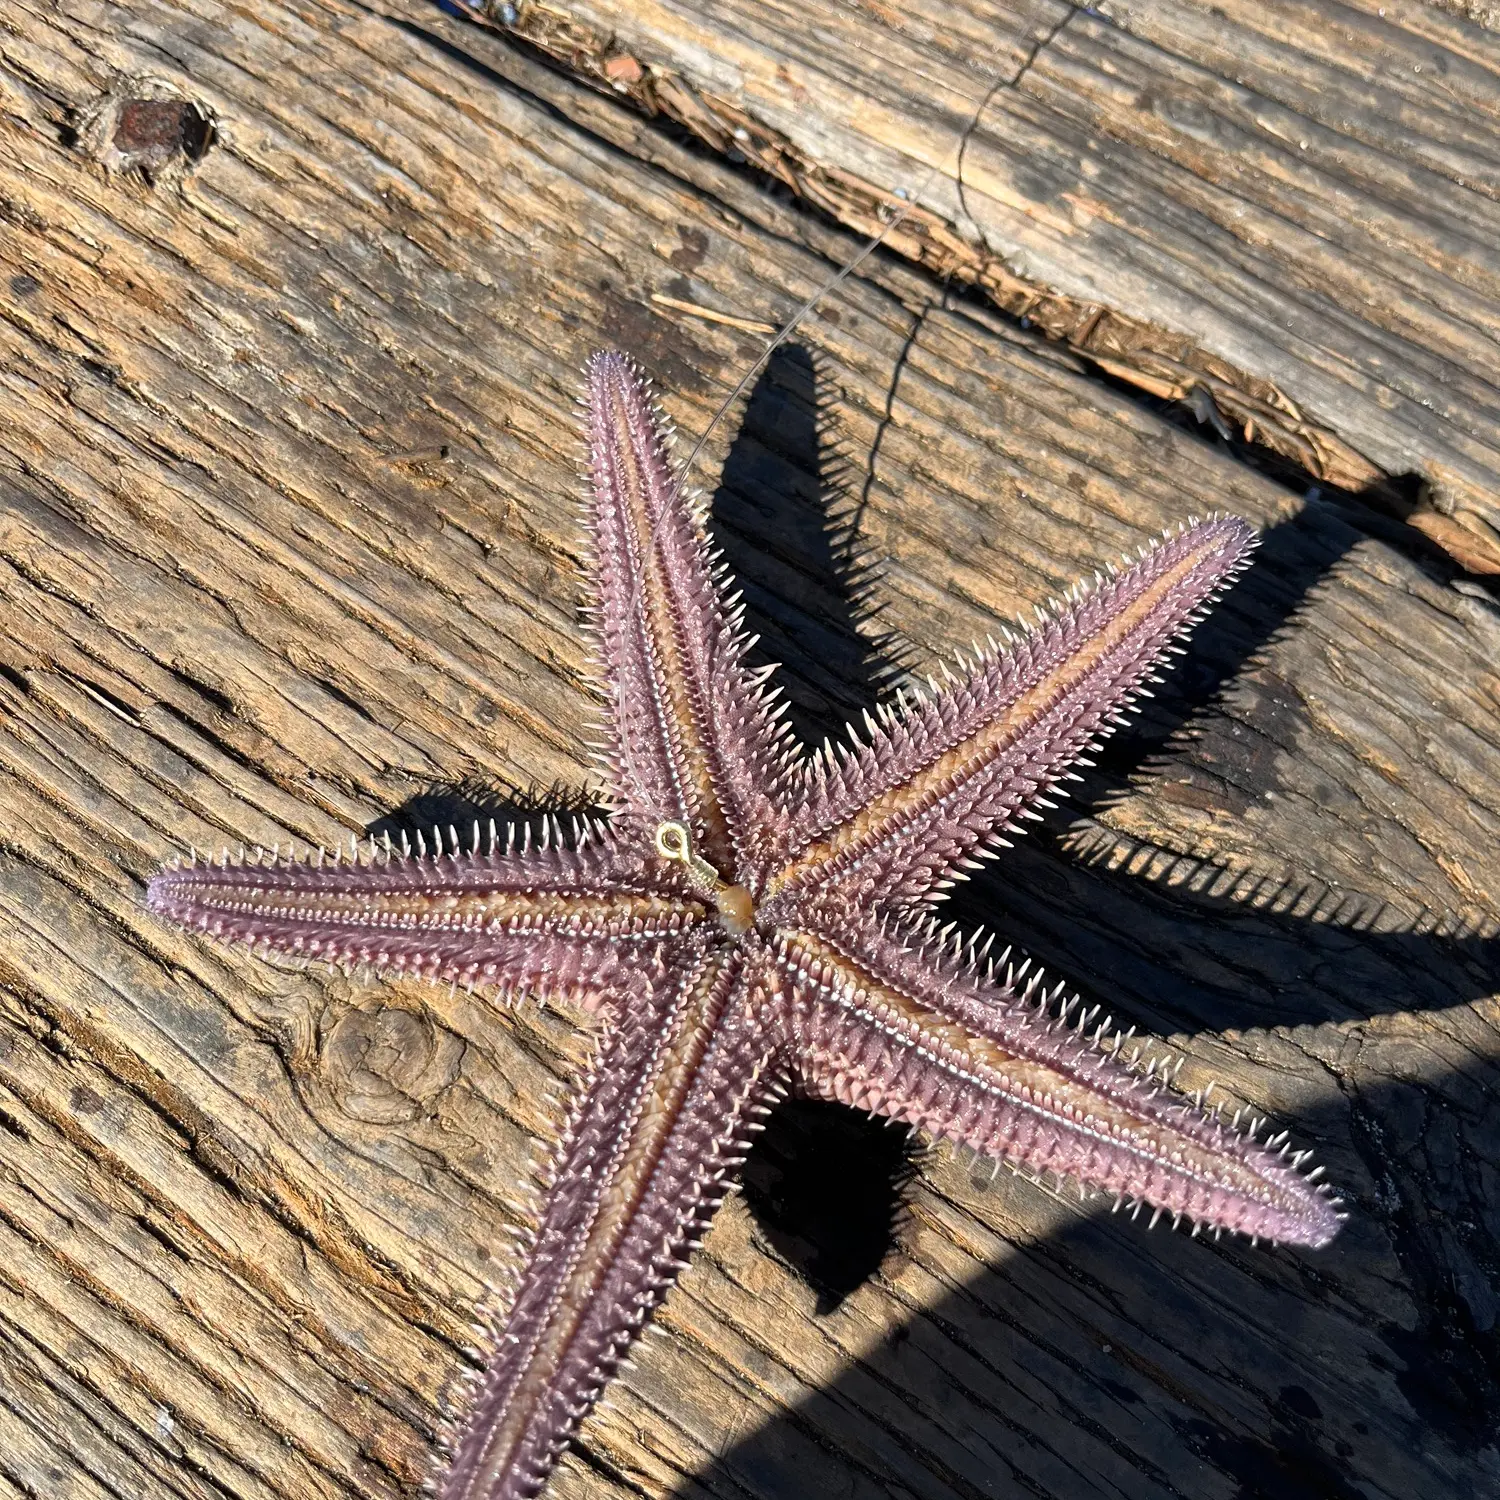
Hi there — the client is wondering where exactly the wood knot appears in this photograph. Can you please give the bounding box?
[320,1004,463,1124]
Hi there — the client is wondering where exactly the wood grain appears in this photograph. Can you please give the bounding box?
[0,2,1495,1498]
[482,0,1500,574]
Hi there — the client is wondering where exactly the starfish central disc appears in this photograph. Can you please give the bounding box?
[655,820,756,934]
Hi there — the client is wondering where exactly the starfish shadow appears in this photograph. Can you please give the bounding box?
[663,346,1498,1494]
[707,340,914,749]
[362,346,1496,1491]
[675,1068,1498,1500]
[707,342,931,1310]
[365,778,607,854]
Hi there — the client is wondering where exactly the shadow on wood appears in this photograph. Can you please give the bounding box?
[365,347,1499,1499]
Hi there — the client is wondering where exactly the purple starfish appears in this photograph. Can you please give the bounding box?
[148,352,1341,1500]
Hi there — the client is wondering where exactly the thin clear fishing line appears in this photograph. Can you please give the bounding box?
[676,186,926,491]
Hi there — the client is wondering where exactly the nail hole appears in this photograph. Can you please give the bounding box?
[72,78,216,187]
[112,98,214,171]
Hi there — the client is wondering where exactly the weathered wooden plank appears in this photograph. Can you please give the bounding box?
[0,2,1495,1499]
[481,0,1500,573]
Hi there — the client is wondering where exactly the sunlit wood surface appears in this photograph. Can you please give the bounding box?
[0,2,1495,1497]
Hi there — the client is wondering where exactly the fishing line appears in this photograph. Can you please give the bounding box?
[676,184,926,493]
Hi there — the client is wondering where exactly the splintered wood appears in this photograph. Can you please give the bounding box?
[0,2,1495,1498]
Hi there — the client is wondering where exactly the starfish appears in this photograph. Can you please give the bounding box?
[147,351,1342,1500]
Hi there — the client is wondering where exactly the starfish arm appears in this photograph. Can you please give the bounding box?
[771,916,1341,1249]
[767,517,1256,915]
[583,352,791,882]
[146,836,704,1002]
[437,938,777,1500]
